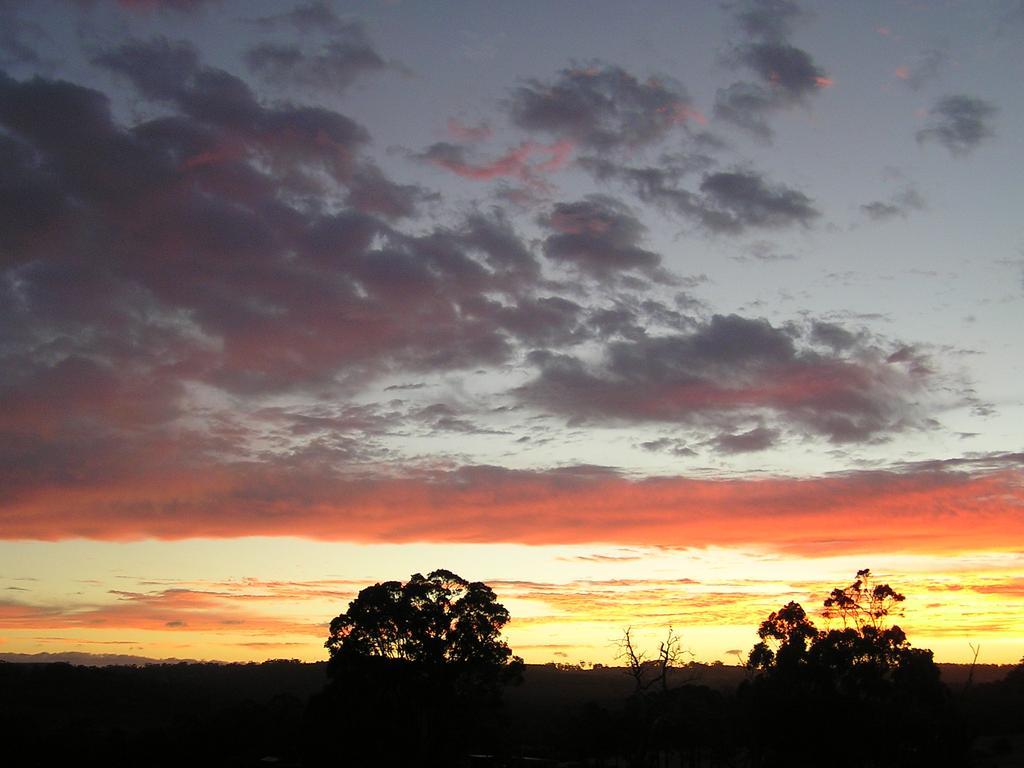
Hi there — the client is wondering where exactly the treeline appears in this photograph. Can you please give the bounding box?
[2,568,1023,767]
[0,656,1022,767]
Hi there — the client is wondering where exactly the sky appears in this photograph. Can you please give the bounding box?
[1,0,1022,667]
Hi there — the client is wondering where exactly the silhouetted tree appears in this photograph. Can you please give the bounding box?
[617,626,691,694]
[306,569,522,767]
[616,627,716,768]
[739,569,968,768]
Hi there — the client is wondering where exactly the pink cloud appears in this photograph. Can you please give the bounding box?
[447,118,493,142]
[0,588,319,635]
[428,139,574,184]
[2,456,1022,557]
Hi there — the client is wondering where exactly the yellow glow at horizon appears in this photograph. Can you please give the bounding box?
[1,539,1022,665]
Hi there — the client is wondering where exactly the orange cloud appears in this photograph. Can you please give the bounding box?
[2,457,1022,556]
[0,588,320,636]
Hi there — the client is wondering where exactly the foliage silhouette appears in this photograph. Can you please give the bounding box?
[306,569,522,767]
[740,569,968,768]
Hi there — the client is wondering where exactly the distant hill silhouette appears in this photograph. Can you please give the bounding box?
[0,651,199,666]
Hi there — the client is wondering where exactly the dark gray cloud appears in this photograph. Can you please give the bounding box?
[461,295,587,348]
[0,56,576,433]
[0,2,44,68]
[245,20,392,93]
[737,43,826,99]
[639,437,696,456]
[712,82,776,141]
[249,1,352,34]
[861,186,925,221]
[578,157,818,234]
[506,63,698,151]
[517,314,931,443]
[409,403,510,436]
[729,0,806,42]
[539,196,665,279]
[710,426,779,453]
[916,95,997,155]
[95,38,368,184]
[70,0,220,11]
[732,240,798,263]
[714,0,830,140]
[697,171,819,232]
[344,166,436,220]
[0,131,68,253]
[96,38,266,124]
[809,320,860,351]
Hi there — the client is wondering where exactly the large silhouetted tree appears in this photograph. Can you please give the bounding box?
[306,569,522,767]
[740,569,968,768]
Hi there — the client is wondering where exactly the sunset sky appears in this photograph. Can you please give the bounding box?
[1,0,1022,667]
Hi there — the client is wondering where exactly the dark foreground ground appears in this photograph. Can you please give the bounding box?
[1,658,1021,767]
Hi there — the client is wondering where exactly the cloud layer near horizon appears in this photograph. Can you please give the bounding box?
[3,453,1022,555]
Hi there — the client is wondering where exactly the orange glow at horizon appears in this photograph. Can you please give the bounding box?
[2,539,1022,666]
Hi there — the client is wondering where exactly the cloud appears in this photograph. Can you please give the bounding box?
[447,118,492,142]
[417,139,573,184]
[0,3,45,68]
[539,196,665,279]
[517,314,931,443]
[916,94,998,155]
[894,47,948,91]
[713,82,778,141]
[0,587,319,636]
[578,158,818,234]
[861,186,925,221]
[640,438,696,457]
[0,131,68,252]
[0,26,999,580]
[245,20,393,93]
[729,0,807,43]
[736,43,828,100]
[710,425,779,453]
[809,320,860,351]
[715,0,831,140]
[70,0,220,11]
[1,452,1022,557]
[248,1,352,34]
[732,240,798,263]
[696,171,819,232]
[344,166,436,220]
[0,58,577,421]
[506,63,699,151]
[94,38,368,181]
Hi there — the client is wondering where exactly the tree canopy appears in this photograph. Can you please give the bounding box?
[741,569,967,767]
[309,569,522,767]
[325,568,520,680]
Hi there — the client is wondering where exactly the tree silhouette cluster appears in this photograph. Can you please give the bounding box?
[740,569,966,767]
[307,569,522,767]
